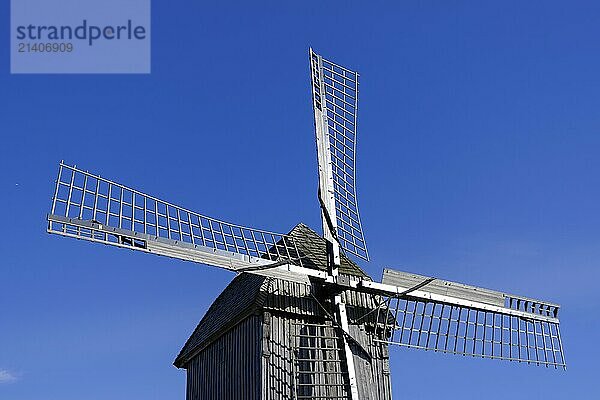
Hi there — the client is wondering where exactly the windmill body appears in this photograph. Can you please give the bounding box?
[174,224,392,399]
[46,49,565,400]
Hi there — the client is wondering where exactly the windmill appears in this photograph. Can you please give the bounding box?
[47,49,566,399]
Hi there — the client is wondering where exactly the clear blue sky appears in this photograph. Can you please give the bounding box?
[2,1,599,399]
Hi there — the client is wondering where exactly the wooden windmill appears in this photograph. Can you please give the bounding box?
[47,49,565,399]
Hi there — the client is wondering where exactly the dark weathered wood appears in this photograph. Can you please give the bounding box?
[185,315,261,400]
[177,224,392,400]
[180,276,392,399]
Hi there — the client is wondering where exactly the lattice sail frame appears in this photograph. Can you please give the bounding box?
[363,269,566,368]
[47,162,566,369]
[310,49,369,261]
[292,321,351,399]
[46,49,566,374]
[47,162,308,272]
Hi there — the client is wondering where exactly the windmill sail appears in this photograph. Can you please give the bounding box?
[47,162,311,274]
[45,49,567,400]
[359,269,566,368]
[310,49,369,261]
[47,162,566,369]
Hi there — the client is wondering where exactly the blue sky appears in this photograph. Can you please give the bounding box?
[2,1,599,398]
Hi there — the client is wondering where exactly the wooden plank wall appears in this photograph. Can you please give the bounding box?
[349,324,392,400]
[261,312,392,400]
[184,275,392,400]
[185,315,261,400]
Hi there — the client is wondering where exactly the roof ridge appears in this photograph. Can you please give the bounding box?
[288,222,370,278]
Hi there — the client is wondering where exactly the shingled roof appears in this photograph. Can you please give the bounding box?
[173,222,368,368]
[286,223,367,277]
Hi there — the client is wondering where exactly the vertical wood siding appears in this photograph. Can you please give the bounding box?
[182,276,392,400]
[349,324,392,400]
[261,313,295,399]
[262,312,392,400]
[185,315,261,400]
